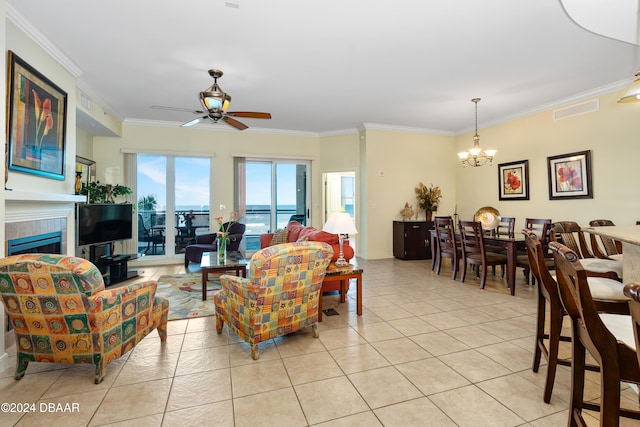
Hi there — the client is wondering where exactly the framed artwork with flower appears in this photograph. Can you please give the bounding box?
[547,150,592,200]
[7,50,68,180]
[498,160,529,200]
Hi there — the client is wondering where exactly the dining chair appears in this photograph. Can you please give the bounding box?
[551,241,640,427]
[434,216,460,280]
[486,216,515,276]
[515,218,552,286]
[589,219,623,261]
[458,220,508,289]
[551,221,622,281]
[525,230,628,404]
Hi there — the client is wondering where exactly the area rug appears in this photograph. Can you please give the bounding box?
[155,273,222,320]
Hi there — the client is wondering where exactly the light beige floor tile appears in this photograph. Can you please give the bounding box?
[387,316,438,336]
[311,410,381,426]
[174,346,230,376]
[163,400,234,427]
[185,316,218,333]
[392,301,443,316]
[41,361,122,398]
[89,378,172,426]
[366,305,414,321]
[419,311,471,330]
[478,373,567,421]
[352,321,404,342]
[167,368,232,411]
[361,295,394,308]
[96,413,164,427]
[528,409,570,426]
[113,350,179,387]
[395,357,470,396]
[429,385,525,427]
[476,341,535,372]
[165,319,188,335]
[282,351,343,385]
[348,366,422,409]
[130,333,184,356]
[274,330,326,358]
[329,343,390,374]
[444,325,504,348]
[231,359,291,397]
[181,328,232,351]
[410,330,470,356]
[439,349,513,382]
[295,376,369,425]
[234,387,306,427]
[370,337,432,364]
[374,397,457,427]
[228,340,280,366]
[317,326,366,350]
[477,319,533,340]
[15,389,105,426]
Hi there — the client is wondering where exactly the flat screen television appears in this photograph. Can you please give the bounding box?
[76,203,133,247]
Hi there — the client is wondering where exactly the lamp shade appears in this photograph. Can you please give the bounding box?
[322,212,358,235]
[618,72,640,103]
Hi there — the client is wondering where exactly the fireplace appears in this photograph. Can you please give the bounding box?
[7,231,63,256]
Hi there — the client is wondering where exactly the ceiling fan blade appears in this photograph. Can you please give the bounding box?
[152,105,205,114]
[226,111,272,119]
[180,116,207,127]
[223,116,249,130]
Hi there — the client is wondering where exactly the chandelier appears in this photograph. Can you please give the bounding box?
[457,98,497,167]
[618,71,640,103]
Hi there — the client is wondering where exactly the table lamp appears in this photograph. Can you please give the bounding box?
[323,212,358,267]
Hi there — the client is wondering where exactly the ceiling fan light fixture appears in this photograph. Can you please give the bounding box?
[617,71,640,103]
[458,98,496,167]
[199,88,231,112]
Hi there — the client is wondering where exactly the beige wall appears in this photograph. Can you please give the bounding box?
[4,20,78,196]
[454,92,640,229]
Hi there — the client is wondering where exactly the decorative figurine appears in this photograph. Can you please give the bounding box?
[400,202,415,221]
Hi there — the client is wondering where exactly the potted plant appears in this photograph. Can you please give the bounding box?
[81,181,132,203]
[415,182,442,221]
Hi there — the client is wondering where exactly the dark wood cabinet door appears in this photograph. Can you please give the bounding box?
[393,221,432,260]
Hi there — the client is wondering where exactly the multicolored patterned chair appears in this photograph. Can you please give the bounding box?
[214,241,333,359]
[0,254,169,384]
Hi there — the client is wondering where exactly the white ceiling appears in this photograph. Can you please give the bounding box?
[7,0,640,136]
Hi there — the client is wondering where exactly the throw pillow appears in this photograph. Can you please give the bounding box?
[269,229,289,246]
[286,221,304,241]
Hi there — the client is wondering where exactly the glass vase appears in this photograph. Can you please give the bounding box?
[217,234,229,262]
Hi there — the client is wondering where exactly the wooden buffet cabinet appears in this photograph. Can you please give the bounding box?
[393,220,433,260]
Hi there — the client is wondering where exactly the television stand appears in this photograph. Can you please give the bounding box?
[93,253,139,286]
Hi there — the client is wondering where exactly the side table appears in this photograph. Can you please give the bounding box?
[319,261,363,321]
[200,251,248,300]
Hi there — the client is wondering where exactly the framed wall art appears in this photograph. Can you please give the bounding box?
[547,150,592,200]
[498,160,529,200]
[6,50,68,180]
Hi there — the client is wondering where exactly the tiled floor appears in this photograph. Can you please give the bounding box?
[1,257,640,426]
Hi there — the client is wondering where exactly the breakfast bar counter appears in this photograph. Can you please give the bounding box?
[585,225,640,283]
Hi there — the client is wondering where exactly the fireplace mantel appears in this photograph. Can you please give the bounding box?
[4,190,86,203]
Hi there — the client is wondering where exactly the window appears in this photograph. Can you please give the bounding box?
[235,158,310,252]
[136,154,211,257]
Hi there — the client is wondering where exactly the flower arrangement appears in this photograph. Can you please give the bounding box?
[415,182,442,212]
[216,211,240,236]
[32,90,54,149]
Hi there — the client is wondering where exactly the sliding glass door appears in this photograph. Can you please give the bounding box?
[236,158,310,252]
[137,154,211,257]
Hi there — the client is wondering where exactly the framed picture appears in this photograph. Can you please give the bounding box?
[6,50,68,180]
[498,160,529,200]
[547,150,592,200]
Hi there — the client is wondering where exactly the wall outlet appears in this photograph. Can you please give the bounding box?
[219,204,226,210]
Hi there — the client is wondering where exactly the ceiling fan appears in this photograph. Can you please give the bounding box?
[153,69,271,130]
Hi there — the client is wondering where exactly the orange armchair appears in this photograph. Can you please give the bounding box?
[0,254,169,384]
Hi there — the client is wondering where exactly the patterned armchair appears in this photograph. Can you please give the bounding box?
[214,241,333,359]
[0,254,169,384]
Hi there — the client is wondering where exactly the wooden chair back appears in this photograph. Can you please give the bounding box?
[589,219,623,258]
[494,216,515,238]
[551,241,640,426]
[550,221,593,259]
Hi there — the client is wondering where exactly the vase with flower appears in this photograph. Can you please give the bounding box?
[415,182,442,221]
[216,211,239,262]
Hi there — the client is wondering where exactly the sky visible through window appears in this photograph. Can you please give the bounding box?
[137,156,297,211]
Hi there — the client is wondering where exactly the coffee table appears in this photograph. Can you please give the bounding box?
[200,251,248,300]
[318,260,363,321]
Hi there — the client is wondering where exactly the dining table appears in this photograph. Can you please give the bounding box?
[584,225,640,283]
[431,230,524,295]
